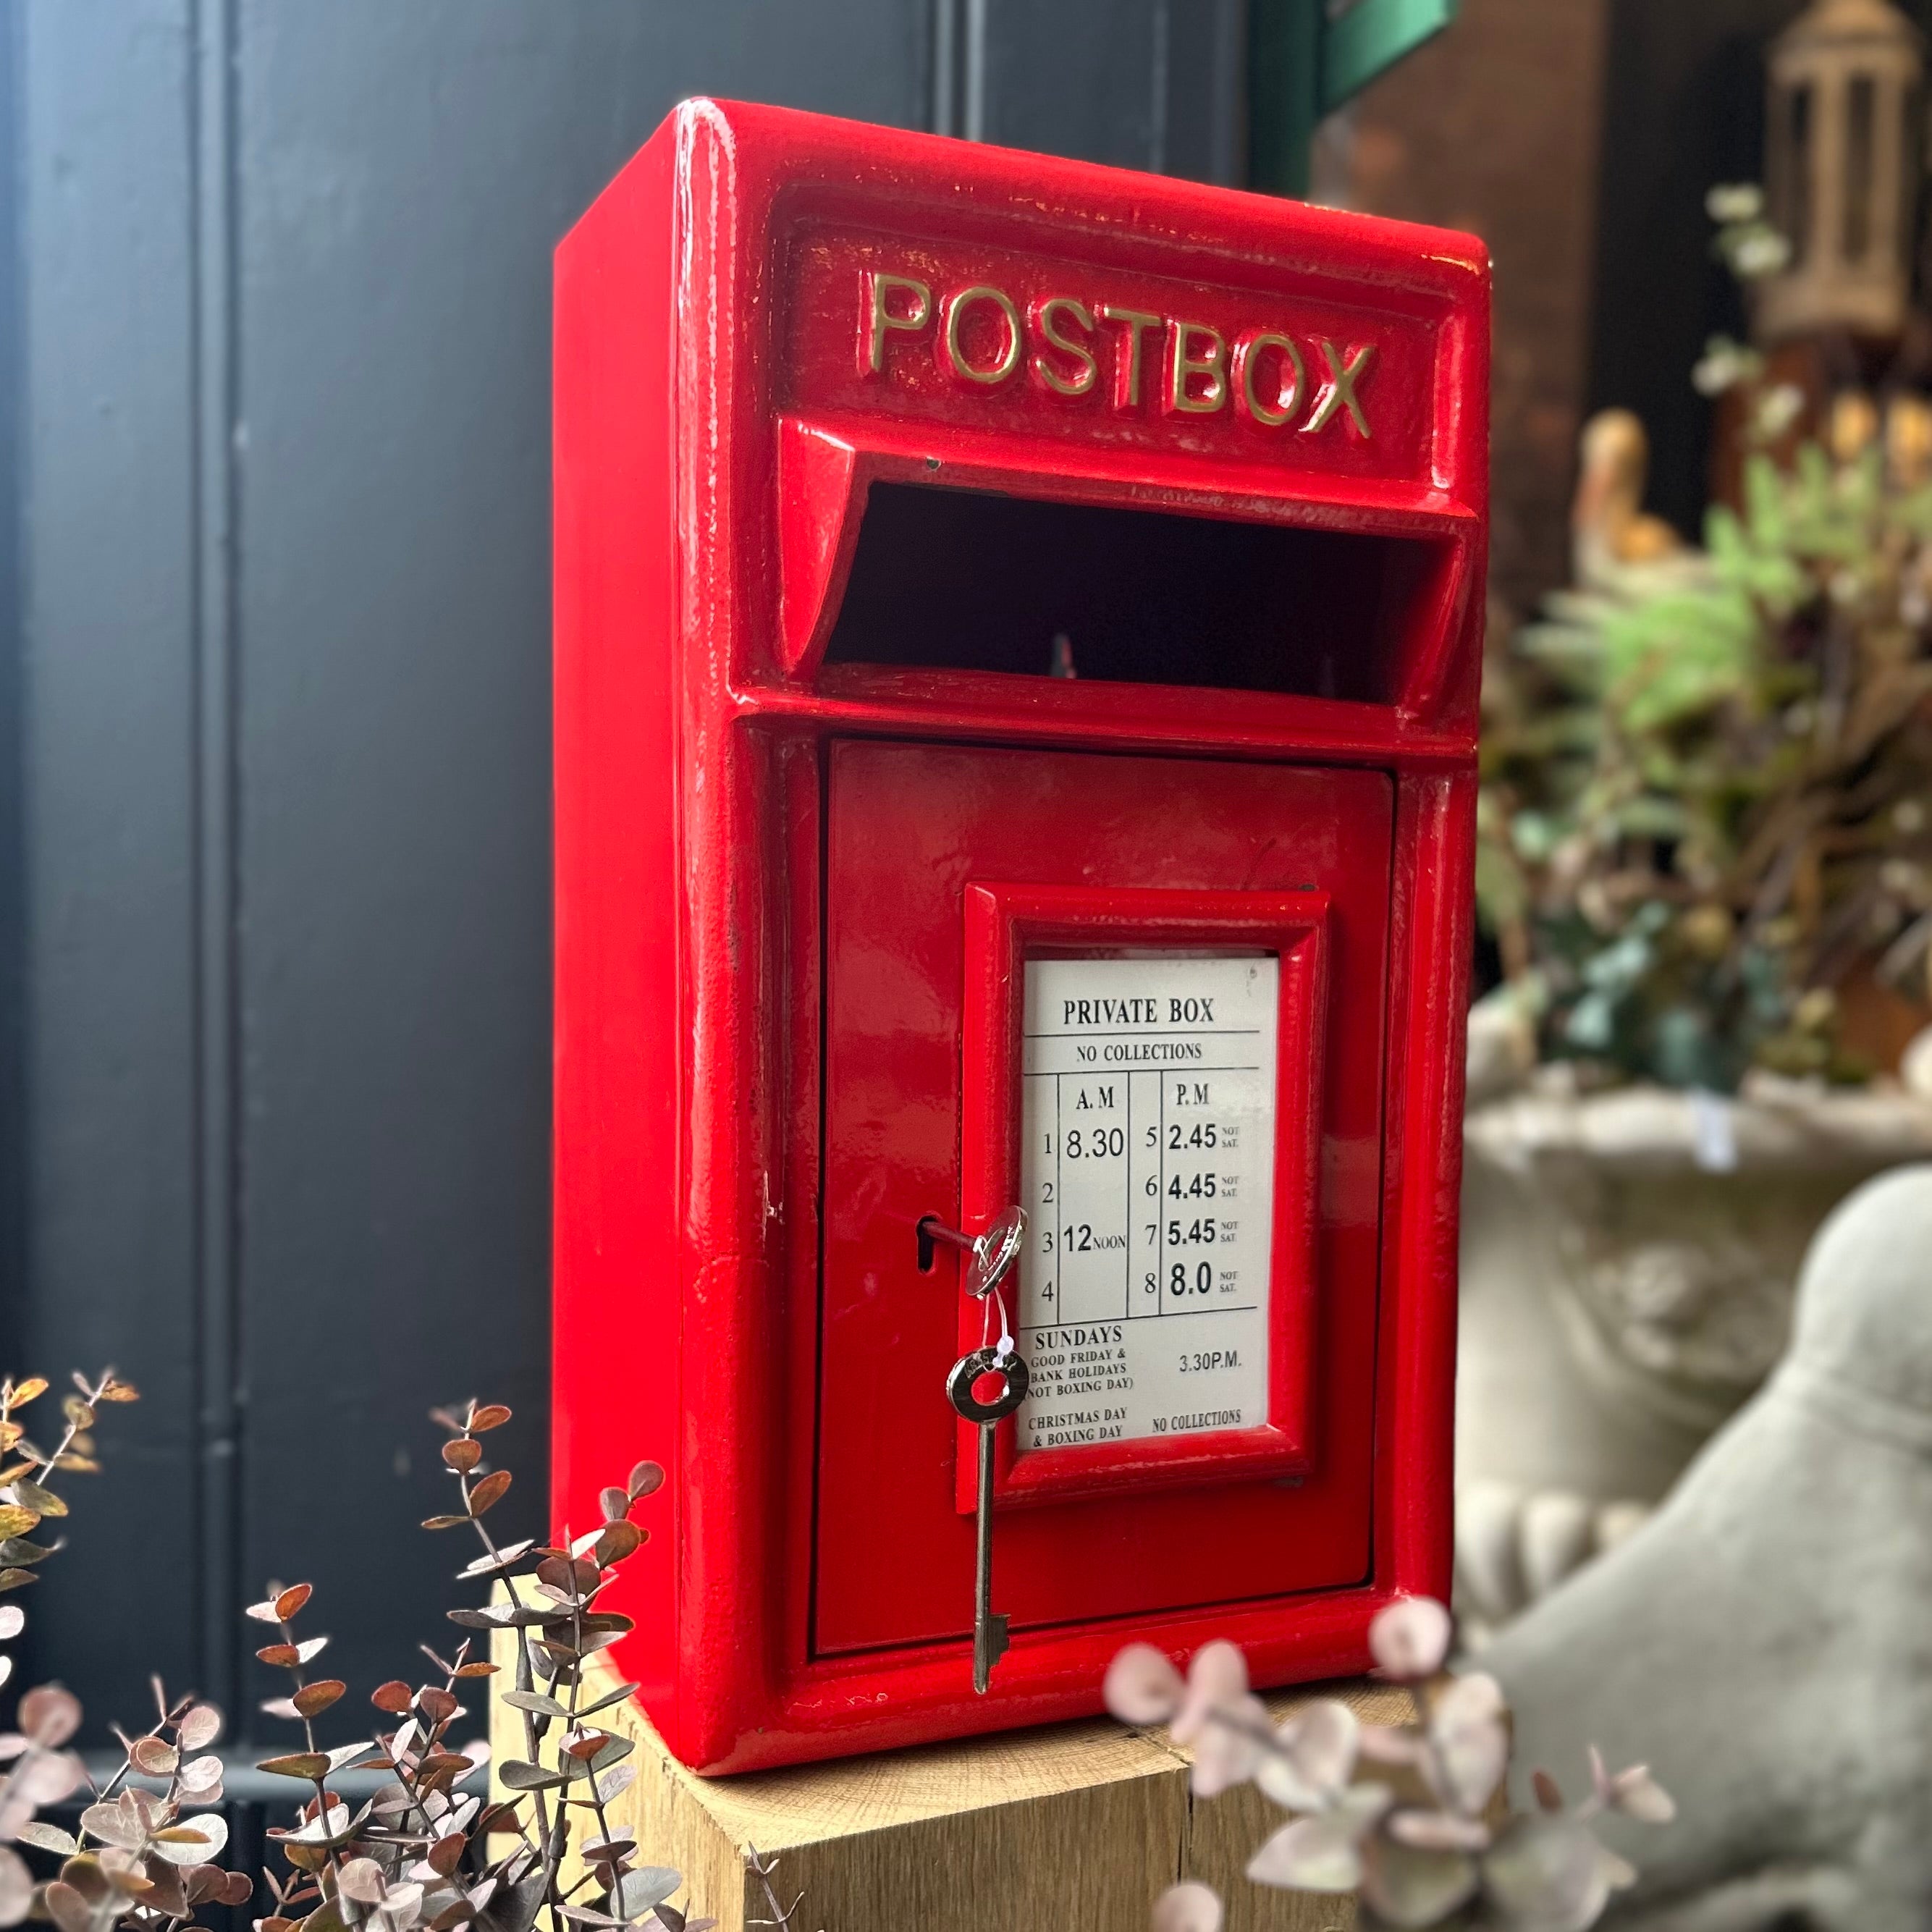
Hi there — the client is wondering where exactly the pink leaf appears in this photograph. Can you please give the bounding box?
[17,1684,80,1747]
[1609,1763,1676,1825]
[0,1847,33,1930]
[1360,1834,1480,1927]
[1482,1816,1612,1932]
[1256,1699,1359,1811]
[1359,1722,1428,1768]
[1427,1673,1508,1815]
[79,1801,142,1850]
[1386,1808,1490,1852]
[1150,1881,1221,1932]
[1172,1640,1248,1747]
[148,1815,229,1866]
[1247,1807,1369,1892]
[15,1748,84,1805]
[338,1859,387,1904]
[1191,1692,1268,1798]
[1102,1644,1184,1726]
[1369,1598,1451,1681]
[177,1704,222,1752]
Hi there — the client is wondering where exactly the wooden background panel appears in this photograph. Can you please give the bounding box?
[0,4,20,1427]
[3,0,1265,1741]
[962,0,1246,183]
[222,0,935,1727]
[10,0,209,1734]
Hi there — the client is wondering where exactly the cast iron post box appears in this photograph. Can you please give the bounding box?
[553,99,1488,1774]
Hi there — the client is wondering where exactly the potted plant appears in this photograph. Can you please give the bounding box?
[1459,185,1932,1610]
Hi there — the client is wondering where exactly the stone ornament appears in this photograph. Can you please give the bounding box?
[1455,1478,1651,1648]
[1482,1164,1932,1930]
[1466,1078,1932,1438]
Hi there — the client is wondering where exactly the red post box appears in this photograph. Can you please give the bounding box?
[553,99,1487,1774]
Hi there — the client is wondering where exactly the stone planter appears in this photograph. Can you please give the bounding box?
[1454,1075,1932,1631]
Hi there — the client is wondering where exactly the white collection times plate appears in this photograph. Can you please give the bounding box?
[1014,953,1277,1456]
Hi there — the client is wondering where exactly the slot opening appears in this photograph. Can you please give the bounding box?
[820,482,1443,705]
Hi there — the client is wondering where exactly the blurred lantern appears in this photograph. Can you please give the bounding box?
[1759,0,1924,345]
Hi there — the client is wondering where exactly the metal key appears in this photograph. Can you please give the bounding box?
[946,1343,1029,1693]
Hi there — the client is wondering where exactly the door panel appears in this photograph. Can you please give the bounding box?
[814,740,1393,1655]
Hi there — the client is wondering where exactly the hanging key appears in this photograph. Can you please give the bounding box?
[946,1342,1029,1693]
[924,1205,1029,1691]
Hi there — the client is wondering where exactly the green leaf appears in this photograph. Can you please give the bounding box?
[578,1680,642,1719]
[1743,452,1788,548]
[613,1870,682,1923]
[1704,503,1747,570]
[1562,992,1616,1052]
[500,1690,571,1721]
[1473,840,1528,932]
[1612,795,1690,840]
[449,1603,553,1630]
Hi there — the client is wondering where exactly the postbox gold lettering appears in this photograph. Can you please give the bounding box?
[1233,329,1305,429]
[1030,296,1097,397]
[1099,305,1160,410]
[858,269,1375,436]
[941,284,1023,385]
[1304,340,1375,439]
[1165,321,1227,415]
[864,271,931,375]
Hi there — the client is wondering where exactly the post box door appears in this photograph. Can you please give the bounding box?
[815,738,1393,1655]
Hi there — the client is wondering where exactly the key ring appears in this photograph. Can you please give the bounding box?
[945,1345,1029,1424]
[918,1206,1026,1299]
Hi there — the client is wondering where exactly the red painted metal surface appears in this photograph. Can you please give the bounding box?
[817,743,1387,1659]
[552,98,1488,1774]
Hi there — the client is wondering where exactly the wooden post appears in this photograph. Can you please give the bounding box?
[489,1640,1409,1932]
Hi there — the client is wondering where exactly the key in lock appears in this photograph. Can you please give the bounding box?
[917,1205,1026,1300]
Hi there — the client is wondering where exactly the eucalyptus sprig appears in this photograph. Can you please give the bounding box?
[1108,1599,1672,1932]
[0,1377,704,1932]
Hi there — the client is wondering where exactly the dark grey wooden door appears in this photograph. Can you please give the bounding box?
[2,0,1243,1737]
